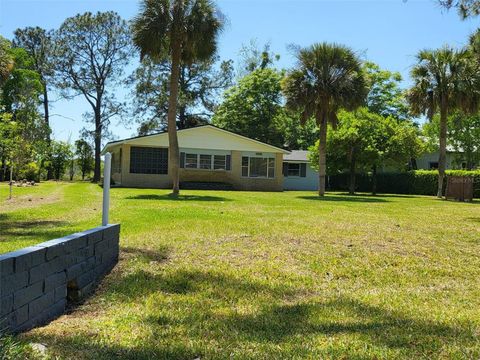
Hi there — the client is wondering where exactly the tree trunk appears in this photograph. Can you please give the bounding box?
[93,109,102,182]
[437,102,448,198]
[167,7,183,196]
[318,119,327,196]
[348,147,356,195]
[9,165,13,200]
[466,150,473,170]
[372,164,377,196]
[0,157,5,182]
[69,160,74,181]
[44,83,53,181]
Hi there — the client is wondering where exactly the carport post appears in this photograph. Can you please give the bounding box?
[102,152,111,226]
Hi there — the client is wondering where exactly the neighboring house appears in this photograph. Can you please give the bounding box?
[416,150,479,170]
[282,150,318,191]
[102,125,289,191]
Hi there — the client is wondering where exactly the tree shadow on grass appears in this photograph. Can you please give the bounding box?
[125,194,231,202]
[26,268,478,359]
[121,245,170,263]
[0,213,71,245]
[298,195,389,203]
[220,298,476,352]
[106,268,296,300]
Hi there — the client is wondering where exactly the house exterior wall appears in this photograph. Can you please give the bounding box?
[111,144,283,191]
[283,161,319,191]
[416,152,462,170]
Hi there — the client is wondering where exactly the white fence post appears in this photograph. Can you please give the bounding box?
[102,152,111,226]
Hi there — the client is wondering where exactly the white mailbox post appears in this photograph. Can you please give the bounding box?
[102,152,112,226]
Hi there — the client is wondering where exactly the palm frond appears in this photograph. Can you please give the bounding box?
[283,42,366,127]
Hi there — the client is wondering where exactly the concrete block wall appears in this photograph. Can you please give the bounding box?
[0,224,120,333]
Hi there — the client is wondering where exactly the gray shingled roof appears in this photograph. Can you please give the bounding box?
[283,150,309,162]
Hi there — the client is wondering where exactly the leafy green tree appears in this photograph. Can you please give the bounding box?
[0,113,20,184]
[282,43,367,196]
[0,36,13,87]
[407,47,478,197]
[309,108,423,194]
[280,114,318,150]
[13,27,56,179]
[55,11,133,182]
[132,0,224,195]
[1,46,48,182]
[75,139,94,180]
[50,141,73,180]
[423,111,480,170]
[1,47,42,112]
[132,56,233,134]
[363,61,409,121]
[213,68,286,147]
[13,28,55,135]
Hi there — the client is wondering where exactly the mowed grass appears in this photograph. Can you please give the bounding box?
[1,181,480,359]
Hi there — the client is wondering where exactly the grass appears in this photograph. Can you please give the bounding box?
[1,181,480,359]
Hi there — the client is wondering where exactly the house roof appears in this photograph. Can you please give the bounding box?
[283,150,310,162]
[102,125,290,154]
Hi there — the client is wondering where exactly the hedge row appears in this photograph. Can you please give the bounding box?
[328,170,480,197]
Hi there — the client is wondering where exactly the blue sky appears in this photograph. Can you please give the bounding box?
[0,0,478,143]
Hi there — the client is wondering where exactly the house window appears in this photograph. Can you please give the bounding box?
[199,154,212,169]
[268,158,275,178]
[130,147,168,174]
[287,163,300,177]
[185,154,198,168]
[214,155,226,170]
[242,156,275,178]
[429,162,439,170]
[242,156,249,177]
[181,152,231,171]
[283,162,307,177]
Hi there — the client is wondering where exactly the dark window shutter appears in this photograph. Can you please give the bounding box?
[283,163,288,176]
[180,152,185,168]
[300,163,307,177]
[226,154,231,170]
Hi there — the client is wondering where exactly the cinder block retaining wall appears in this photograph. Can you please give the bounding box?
[0,224,120,333]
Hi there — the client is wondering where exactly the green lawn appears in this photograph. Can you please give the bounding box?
[1,182,480,359]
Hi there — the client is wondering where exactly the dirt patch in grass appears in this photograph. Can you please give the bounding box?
[1,187,63,212]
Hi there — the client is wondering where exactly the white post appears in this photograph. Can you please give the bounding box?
[102,152,111,226]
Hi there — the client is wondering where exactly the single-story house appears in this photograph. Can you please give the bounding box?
[282,150,319,191]
[102,125,289,191]
[416,150,479,170]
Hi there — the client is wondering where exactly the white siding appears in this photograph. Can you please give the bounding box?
[283,162,318,191]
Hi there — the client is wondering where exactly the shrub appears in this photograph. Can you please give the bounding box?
[328,170,480,197]
[16,162,40,182]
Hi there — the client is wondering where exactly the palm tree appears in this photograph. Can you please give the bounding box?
[282,43,367,196]
[408,47,477,198]
[132,0,223,195]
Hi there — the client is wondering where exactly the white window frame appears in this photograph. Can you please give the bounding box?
[213,155,227,170]
[185,153,199,169]
[183,152,230,171]
[241,155,276,179]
